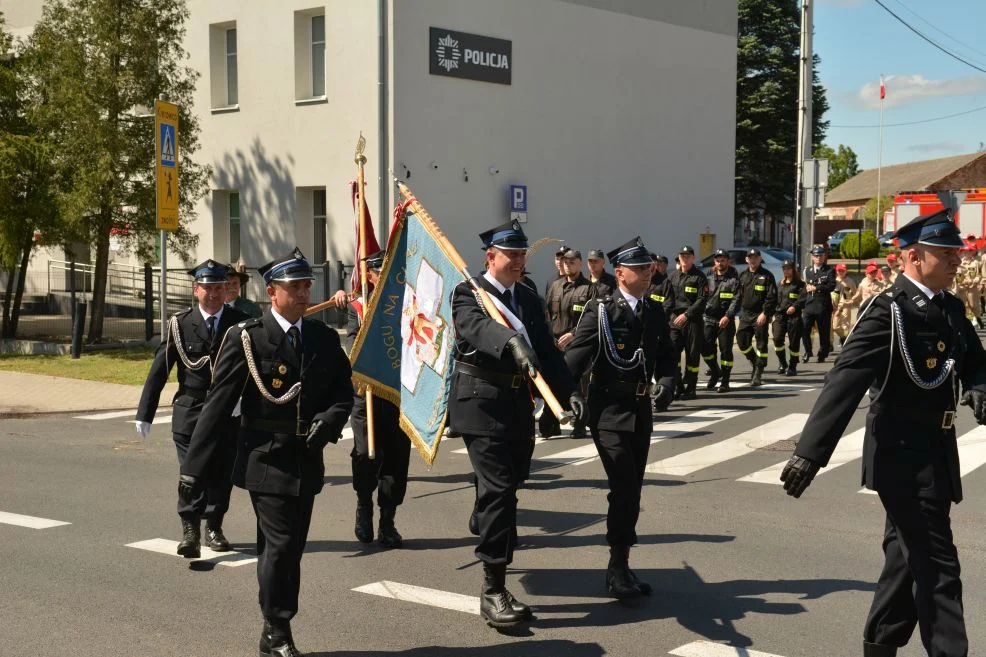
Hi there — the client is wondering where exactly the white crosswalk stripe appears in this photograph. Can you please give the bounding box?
[669,641,787,657]
[737,427,865,485]
[126,538,257,567]
[646,414,809,476]
[0,510,71,529]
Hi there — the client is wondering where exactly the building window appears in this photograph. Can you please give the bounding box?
[225,28,238,105]
[294,9,326,101]
[229,192,241,262]
[313,189,327,263]
[209,21,238,109]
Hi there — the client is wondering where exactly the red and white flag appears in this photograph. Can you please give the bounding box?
[879,77,886,100]
[350,180,381,292]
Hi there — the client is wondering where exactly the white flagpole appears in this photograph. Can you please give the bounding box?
[876,75,885,234]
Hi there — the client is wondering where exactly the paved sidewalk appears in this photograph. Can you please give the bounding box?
[0,370,177,415]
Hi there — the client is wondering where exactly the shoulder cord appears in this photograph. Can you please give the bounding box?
[168,315,210,371]
[239,329,302,404]
[890,301,955,390]
[597,302,645,373]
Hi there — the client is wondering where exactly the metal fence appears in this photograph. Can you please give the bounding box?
[1,259,354,343]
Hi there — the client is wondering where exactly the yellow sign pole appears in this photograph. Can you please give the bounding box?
[154,98,180,339]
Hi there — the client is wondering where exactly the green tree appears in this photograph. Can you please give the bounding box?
[814,143,860,191]
[23,0,210,343]
[861,195,894,233]
[839,230,880,259]
[736,0,829,232]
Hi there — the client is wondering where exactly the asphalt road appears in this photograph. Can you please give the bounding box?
[3,358,986,657]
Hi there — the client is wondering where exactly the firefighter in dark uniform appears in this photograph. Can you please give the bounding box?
[736,248,778,387]
[781,211,986,657]
[702,248,741,393]
[347,250,411,549]
[647,254,673,411]
[665,245,709,399]
[587,248,618,298]
[544,248,593,438]
[772,259,806,375]
[136,260,250,557]
[179,248,354,657]
[802,244,837,362]
[450,220,578,628]
[566,238,675,598]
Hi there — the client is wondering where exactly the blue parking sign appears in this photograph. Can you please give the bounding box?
[509,185,527,212]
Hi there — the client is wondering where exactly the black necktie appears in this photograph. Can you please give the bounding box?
[634,300,643,321]
[503,288,515,314]
[287,326,302,362]
[206,316,216,342]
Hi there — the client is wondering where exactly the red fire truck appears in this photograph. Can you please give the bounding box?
[887,191,986,238]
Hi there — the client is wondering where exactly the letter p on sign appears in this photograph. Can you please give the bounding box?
[510,185,527,212]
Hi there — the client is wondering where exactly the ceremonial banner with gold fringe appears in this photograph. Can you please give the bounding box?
[349,202,465,465]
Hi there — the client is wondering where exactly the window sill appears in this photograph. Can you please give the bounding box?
[210,104,240,114]
[295,96,327,106]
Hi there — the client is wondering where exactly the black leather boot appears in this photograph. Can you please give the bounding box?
[205,515,231,552]
[480,563,524,628]
[680,371,698,400]
[705,358,721,390]
[717,367,732,393]
[775,351,788,375]
[177,518,201,558]
[468,478,480,536]
[606,545,643,599]
[862,641,897,657]
[354,498,374,544]
[260,618,301,657]
[750,362,763,387]
[786,360,798,376]
[377,506,403,548]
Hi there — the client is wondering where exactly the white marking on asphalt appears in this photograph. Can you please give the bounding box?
[0,511,71,529]
[738,428,865,485]
[859,426,986,494]
[669,640,787,657]
[125,538,257,567]
[646,414,809,476]
[75,410,137,420]
[352,581,479,615]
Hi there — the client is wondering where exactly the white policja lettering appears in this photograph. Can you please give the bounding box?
[464,49,509,69]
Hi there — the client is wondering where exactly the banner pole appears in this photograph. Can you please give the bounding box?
[356,135,377,459]
[396,181,572,425]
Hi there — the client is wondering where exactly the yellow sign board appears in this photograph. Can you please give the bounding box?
[155,100,180,231]
[698,233,716,259]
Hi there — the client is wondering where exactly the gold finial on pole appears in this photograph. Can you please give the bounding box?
[355,132,367,166]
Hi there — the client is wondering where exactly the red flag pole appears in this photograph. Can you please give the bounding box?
[355,134,376,459]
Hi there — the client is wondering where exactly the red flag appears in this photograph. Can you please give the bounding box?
[350,180,380,292]
[879,78,886,100]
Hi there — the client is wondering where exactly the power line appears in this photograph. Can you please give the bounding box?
[830,102,986,128]
[888,0,986,65]
[872,0,986,75]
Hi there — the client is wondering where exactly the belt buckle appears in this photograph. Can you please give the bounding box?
[635,382,647,397]
[942,411,955,430]
[511,374,524,389]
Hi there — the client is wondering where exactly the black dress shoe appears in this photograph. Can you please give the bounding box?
[177,519,200,559]
[570,424,586,438]
[627,569,652,595]
[504,588,533,618]
[354,501,374,544]
[468,509,480,536]
[378,507,403,549]
[480,565,524,628]
[606,566,643,599]
[205,527,231,552]
[260,621,302,657]
[801,353,811,364]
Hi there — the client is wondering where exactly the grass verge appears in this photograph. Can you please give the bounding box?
[0,347,162,386]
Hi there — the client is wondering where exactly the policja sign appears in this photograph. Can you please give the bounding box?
[430,27,511,85]
[155,99,180,231]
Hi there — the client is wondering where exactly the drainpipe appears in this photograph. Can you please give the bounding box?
[377,0,390,239]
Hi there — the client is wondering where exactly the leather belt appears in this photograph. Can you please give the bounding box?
[871,404,956,430]
[589,376,648,397]
[455,361,525,389]
[242,418,311,436]
[179,388,208,402]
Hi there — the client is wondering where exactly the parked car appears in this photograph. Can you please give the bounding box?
[826,229,857,254]
[878,231,895,248]
[699,248,786,282]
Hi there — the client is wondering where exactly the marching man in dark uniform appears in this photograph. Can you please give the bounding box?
[736,248,778,387]
[781,211,986,657]
[179,248,354,657]
[347,250,411,549]
[702,248,741,393]
[802,244,836,363]
[136,260,250,557]
[450,220,578,628]
[566,238,675,598]
[665,245,709,399]
[772,259,806,376]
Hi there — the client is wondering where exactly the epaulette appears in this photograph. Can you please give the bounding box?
[174,307,194,319]
[237,317,263,330]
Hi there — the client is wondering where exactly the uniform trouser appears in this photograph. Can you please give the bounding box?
[832,307,854,338]
[464,432,533,565]
[350,402,411,508]
[670,319,703,385]
[701,319,735,369]
[864,491,966,656]
[736,314,769,369]
[250,491,316,622]
[173,432,234,524]
[771,314,803,362]
[590,415,650,546]
[802,308,832,358]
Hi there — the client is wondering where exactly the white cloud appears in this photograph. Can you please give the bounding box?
[907,141,968,154]
[846,75,986,110]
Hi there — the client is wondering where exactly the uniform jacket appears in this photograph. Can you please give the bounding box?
[566,293,676,431]
[795,276,986,503]
[545,273,594,338]
[738,266,778,317]
[449,276,575,438]
[776,280,806,314]
[646,275,671,307]
[181,310,354,496]
[137,305,251,436]
[665,267,709,321]
[229,296,263,319]
[589,270,618,299]
[803,264,836,313]
[704,267,741,321]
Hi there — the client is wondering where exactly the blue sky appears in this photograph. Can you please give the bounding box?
[816,0,986,169]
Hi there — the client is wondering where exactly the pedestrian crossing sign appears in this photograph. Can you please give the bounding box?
[154,99,180,231]
[160,124,175,167]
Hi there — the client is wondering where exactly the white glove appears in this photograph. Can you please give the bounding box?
[135,421,152,439]
[231,398,242,417]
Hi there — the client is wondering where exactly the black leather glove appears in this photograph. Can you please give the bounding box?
[780,455,821,498]
[961,390,986,425]
[652,384,672,409]
[306,419,340,452]
[568,393,586,423]
[505,334,538,377]
[177,474,200,506]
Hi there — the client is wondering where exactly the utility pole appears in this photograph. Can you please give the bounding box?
[794,0,814,268]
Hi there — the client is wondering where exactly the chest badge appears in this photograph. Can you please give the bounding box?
[616,343,625,350]
[937,341,946,353]
[278,364,288,375]
[272,378,283,389]
[926,357,938,369]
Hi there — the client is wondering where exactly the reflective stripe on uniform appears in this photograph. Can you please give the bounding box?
[739,344,754,354]
[702,354,715,361]
[650,294,665,302]
[788,293,799,299]
[719,292,734,299]
[754,285,766,291]
[684,286,697,293]
[774,345,786,352]
[686,365,700,373]
[721,360,733,366]
[572,304,584,312]
[789,350,800,357]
